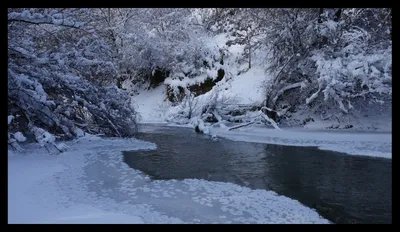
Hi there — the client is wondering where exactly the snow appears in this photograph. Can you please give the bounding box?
[132,30,268,123]
[74,128,85,137]
[306,89,321,104]
[31,127,56,145]
[8,134,330,224]
[132,85,167,123]
[13,132,27,142]
[54,142,68,152]
[8,115,14,125]
[165,74,210,88]
[135,67,266,123]
[8,152,143,224]
[219,67,266,105]
[196,118,210,134]
[207,124,391,159]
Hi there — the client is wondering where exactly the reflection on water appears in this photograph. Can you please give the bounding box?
[123,125,392,224]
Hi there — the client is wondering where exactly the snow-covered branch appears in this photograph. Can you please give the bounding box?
[260,107,281,130]
[305,88,321,105]
[272,81,305,106]
[8,10,84,29]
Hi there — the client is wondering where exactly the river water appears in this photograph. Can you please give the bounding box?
[123,125,392,224]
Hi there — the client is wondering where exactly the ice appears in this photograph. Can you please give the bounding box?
[8,134,330,224]
[208,125,391,159]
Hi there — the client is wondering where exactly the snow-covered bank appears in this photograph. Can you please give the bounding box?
[204,124,391,159]
[8,135,155,224]
[8,134,329,224]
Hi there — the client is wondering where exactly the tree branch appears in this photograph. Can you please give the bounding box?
[228,121,255,131]
[8,18,81,29]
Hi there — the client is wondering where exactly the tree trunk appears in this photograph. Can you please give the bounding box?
[334,8,342,22]
[117,78,123,89]
[390,8,392,40]
[318,8,324,23]
[248,46,251,69]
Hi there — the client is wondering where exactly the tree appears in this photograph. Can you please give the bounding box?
[8,8,138,148]
[261,8,391,123]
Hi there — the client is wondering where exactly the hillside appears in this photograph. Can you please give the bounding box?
[132,31,391,132]
[8,8,392,150]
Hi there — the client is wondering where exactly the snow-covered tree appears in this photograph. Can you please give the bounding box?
[261,8,391,123]
[8,8,138,149]
[8,8,392,140]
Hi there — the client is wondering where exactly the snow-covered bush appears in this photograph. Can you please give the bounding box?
[99,8,219,91]
[261,8,391,123]
[8,115,24,151]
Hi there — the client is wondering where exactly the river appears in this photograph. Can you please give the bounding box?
[123,125,392,224]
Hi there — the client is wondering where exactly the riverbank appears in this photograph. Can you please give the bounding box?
[8,133,330,224]
[159,122,392,159]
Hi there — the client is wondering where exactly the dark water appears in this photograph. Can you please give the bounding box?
[123,125,392,224]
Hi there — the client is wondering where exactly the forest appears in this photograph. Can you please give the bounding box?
[8,8,392,149]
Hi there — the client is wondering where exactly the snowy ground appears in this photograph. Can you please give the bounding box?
[132,85,167,123]
[8,134,330,224]
[218,66,266,105]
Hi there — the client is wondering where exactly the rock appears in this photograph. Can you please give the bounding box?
[195,125,202,133]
